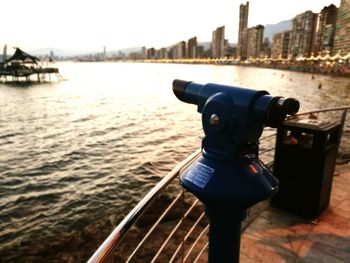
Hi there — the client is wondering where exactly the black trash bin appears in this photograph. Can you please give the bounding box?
[271,118,342,219]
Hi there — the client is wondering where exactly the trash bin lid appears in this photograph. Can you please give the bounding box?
[283,118,339,131]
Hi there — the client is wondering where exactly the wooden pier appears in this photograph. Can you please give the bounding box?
[0,47,62,83]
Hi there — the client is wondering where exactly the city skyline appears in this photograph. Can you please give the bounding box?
[0,0,341,52]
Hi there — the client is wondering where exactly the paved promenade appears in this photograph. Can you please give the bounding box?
[240,163,350,262]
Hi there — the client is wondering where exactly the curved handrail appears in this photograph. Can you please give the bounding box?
[292,106,350,117]
[88,106,350,263]
[88,148,201,263]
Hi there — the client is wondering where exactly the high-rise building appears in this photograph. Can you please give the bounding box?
[271,31,291,59]
[168,46,176,59]
[175,41,186,59]
[159,48,168,59]
[223,39,233,57]
[196,45,205,58]
[212,26,225,58]
[103,46,106,59]
[187,37,197,58]
[261,37,272,58]
[237,1,249,59]
[289,11,318,58]
[333,0,350,55]
[314,4,338,54]
[147,48,156,59]
[246,25,264,58]
[141,47,147,59]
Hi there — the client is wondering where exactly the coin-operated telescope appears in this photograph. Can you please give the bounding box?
[173,79,299,263]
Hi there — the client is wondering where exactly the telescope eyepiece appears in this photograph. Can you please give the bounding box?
[281,98,300,115]
[266,97,300,127]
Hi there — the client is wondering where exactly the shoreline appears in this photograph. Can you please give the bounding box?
[135,59,350,78]
[74,58,350,79]
[237,63,350,78]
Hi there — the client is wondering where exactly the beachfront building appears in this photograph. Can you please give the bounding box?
[196,45,205,58]
[289,11,318,58]
[271,31,291,59]
[147,48,156,59]
[174,41,186,59]
[314,4,338,54]
[158,48,168,59]
[212,26,225,58]
[141,47,147,60]
[333,0,350,55]
[237,1,249,59]
[187,37,197,59]
[246,25,264,58]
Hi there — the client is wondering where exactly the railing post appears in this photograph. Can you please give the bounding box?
[340,109,348,138]
[337,109,348,160]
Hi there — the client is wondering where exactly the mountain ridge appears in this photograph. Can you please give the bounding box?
[264,19,292,40]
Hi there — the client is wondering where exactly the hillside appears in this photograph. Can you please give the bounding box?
[264,20,292,40]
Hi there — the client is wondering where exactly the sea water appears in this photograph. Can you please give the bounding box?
[0,62,349,261]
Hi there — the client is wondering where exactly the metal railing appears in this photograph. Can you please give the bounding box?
[88,107,350,263]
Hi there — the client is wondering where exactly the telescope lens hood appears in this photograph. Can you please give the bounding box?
[173,79,192,102]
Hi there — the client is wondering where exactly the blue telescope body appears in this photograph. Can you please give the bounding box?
[173,79,299,207]
[173,79,299,262]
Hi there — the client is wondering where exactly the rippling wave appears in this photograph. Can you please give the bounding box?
[0,62,349,262]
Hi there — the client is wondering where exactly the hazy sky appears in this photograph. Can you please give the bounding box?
[0,0,341,52]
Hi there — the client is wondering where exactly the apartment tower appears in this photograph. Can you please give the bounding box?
[246,25,264,58]
[271,31,291,59]
[333,0,350,54]
[187,37,198,59]
[212,26,225,58]
[314,4,338,54]
[237,1,249,59]
[289,11,318,58]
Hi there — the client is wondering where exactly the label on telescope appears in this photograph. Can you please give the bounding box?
[184,162,214,188]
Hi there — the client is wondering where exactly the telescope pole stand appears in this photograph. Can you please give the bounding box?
[206,206,247,263]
